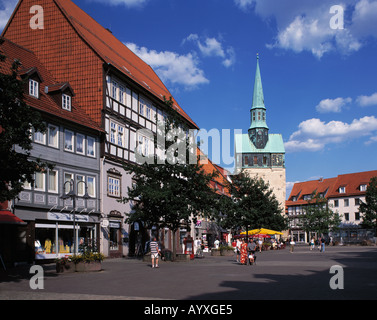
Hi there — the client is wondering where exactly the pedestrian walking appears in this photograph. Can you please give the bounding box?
[150,237,160,268]
[320,238,326,252]
[290,238,295,253]
[236,239,241,262]
[310,237,315,251]
[258,238,263,253]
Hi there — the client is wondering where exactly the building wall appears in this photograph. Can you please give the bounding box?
[243,167,286,213]
[328,196,365,226]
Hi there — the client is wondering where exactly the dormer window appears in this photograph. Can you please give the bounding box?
[360,184,367,192]
[29,79,39,98]
[339,186,346,194]
[62,94,71,111]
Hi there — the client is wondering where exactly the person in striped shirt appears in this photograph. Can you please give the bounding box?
[150,237,160,268]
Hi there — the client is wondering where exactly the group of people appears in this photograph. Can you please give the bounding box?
[235,239,257,265]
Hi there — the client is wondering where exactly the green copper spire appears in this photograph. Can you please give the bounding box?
[249,54,268,131]
[252,53,265,110]
[248,54,269,149]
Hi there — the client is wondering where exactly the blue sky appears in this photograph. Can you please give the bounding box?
[1,0,377,197]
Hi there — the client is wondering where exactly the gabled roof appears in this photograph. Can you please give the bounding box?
[51,0,197,129]
[327,170,377,198]
[286,170,377,207]
[0,37,103,133]
[286,177,337,206]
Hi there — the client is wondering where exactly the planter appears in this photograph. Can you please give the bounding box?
[74,261,102,272]
[211,250,221,256]
[220,249,234,256]
[56,261,75,273]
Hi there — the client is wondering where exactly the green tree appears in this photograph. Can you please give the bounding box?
[298,191,341,237]
[220,172,287,235]
[0,40,48,202]
[359,176,377,235]
[121,97,218,259]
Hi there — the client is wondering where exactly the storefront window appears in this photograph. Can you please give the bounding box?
[35,223,98,259]
[58,228,74,254]
[35,227,56,255]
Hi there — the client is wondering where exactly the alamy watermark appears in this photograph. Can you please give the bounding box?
[329,5,345,30]
[329,265,344,290]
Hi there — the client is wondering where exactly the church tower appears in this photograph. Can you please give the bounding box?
[235,55,286,211]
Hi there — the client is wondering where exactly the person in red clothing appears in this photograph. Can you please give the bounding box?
[240,239,248,265]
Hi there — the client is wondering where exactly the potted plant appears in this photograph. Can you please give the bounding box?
[55,256,75,273]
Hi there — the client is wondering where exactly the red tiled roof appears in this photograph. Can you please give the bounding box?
[286,170,377,207]
[53,0,198,129]
[327,170,377,198]
[197,148,230,196]
[0,37,103,133]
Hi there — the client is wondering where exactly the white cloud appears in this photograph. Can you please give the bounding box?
[183,34,236,68]
[125,43,209,89]
[315,97,352,113]
[235,0,375,58]
[0,0,17,31]
[356,92,377,107]
[285,116,377,152]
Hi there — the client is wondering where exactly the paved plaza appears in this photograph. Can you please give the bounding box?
[1,245,377,300]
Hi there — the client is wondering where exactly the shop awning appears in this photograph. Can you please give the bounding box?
[0,210,26,225]
[240,228,283,236]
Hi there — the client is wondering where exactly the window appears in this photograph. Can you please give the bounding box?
[344,199,349,207]
[137,134,152,157]
[117,125,124,147]
[62,94,71,111]
[76,134,85,154]
[344,213,349,221]
[87,136,95,157]
[76,175,85,196]
[119,85,125,104]
[108,176,121,197]
[110,121,125,147]
[355,212,360,221]
[87,176,96,197]
[48,170,58,193]
[34,129,46,145]
[34,172,45,191]
[139,100,145,116]
[48,125,58,148]
[339,187,346,193]
[64,130,74,151]
[111,80,118,99]
[29,79,39,98]
[334,200,339,207]
[64,173,73,194]
[355,198,361,206]
[360,184,367,191]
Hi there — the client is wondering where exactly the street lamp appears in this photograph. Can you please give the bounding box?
[61,179,91,255]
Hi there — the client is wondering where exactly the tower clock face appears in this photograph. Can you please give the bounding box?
[249,129,268,149]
